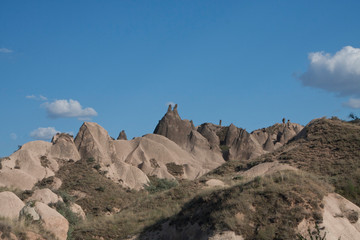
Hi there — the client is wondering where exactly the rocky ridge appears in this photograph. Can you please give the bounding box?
[1,106,360,240]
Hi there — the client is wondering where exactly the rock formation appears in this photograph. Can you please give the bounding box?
[35,202,69,240]
[117,130,128,140]
[0,191,25,219]
[154,104,194,148]
[157,108,304,162]
[27,188,63,205]
[154,105,225,168]
[74,122,149,189]
[0,133,80,190]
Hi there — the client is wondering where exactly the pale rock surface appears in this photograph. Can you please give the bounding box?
[27,188,63,205]
[209,231,244,240]
[20,205,40,221]
[240,161,297,179]
[321,193,360,240]
[225,124,265,160]
[0,191,25,219]
[35,202,69,240]
[205,179,227,188]
[75,122,149,189]
[154,106,225,169]
[25,231,46,240]
[114,134,217,180]
[0,133,80,190]
[50,133,81,162]
[70,202,86,220]
[49,177,62,191]
[251,122,303,150]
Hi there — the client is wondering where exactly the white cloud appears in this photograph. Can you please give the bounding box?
[42,99,97,119]
[30,127,59,140]
[343,98,360,109]
[26,95,48,101]
[10,133,17,140]
[0,48,13,53]
[26,95,36,99]
[39,95,47,101]
[299,46,360,97]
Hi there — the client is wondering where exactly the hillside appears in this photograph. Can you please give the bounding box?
[1,108,360,239]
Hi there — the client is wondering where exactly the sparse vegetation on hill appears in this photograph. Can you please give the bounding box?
[140,171,330,240]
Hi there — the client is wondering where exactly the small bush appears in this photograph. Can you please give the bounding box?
[93,164,101,170]
[95,186,105,192]
[166,162,184,176]
[87,157,95,163]
[40,155,50,168]
[144,177,178,194]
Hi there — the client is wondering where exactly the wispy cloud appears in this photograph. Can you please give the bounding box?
[42,99,97,120]
[299,46,360,97]
[0,48,13,53]
[343,98,360,109]
[26,95,48,101]
[30,127,59,140]
[10,133,17,140]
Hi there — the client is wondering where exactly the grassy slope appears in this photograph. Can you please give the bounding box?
[142,171,330,240]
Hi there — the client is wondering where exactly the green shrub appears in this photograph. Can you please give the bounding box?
[144,177,178,194]
[93,164,101,170]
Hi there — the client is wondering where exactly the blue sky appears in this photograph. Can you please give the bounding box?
[1,1,360,157]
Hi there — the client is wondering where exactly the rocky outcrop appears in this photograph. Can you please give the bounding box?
[154,104,194,148]
[298,193,360,240]
[154,105,225,169]
[27,188,63,205]
[74,122,149,190]
[70,202,86,220]
[0,133,80,190]
[113,134,211,180]
[117,130,128,140]
[50,133,81,162]
[20,204,40,221]
[74,120,225,187]
[0,191,25,219]
[251,122,303,150]
[35,202,69,240]
[195,121,303,161]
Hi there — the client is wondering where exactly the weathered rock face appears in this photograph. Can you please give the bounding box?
[154,104,194,148]
[154,105,225,169]
[0,191,25,219]
[251,122,303,150]
[117,130,128,140]
[113,134,211,180]
[298,193,360,240]
[27,188,63,205]
[224,124,264,160]
[195,121,304,161]
[0,133,80,190]
[70,202,86,220]
[75,122,118,166]
[50,133,81,162]
[35,202,69,240]
[74,122,149,190]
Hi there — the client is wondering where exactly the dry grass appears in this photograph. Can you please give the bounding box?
[0,217,55,239]
[71,179,203,239]
[147,170,331,240]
